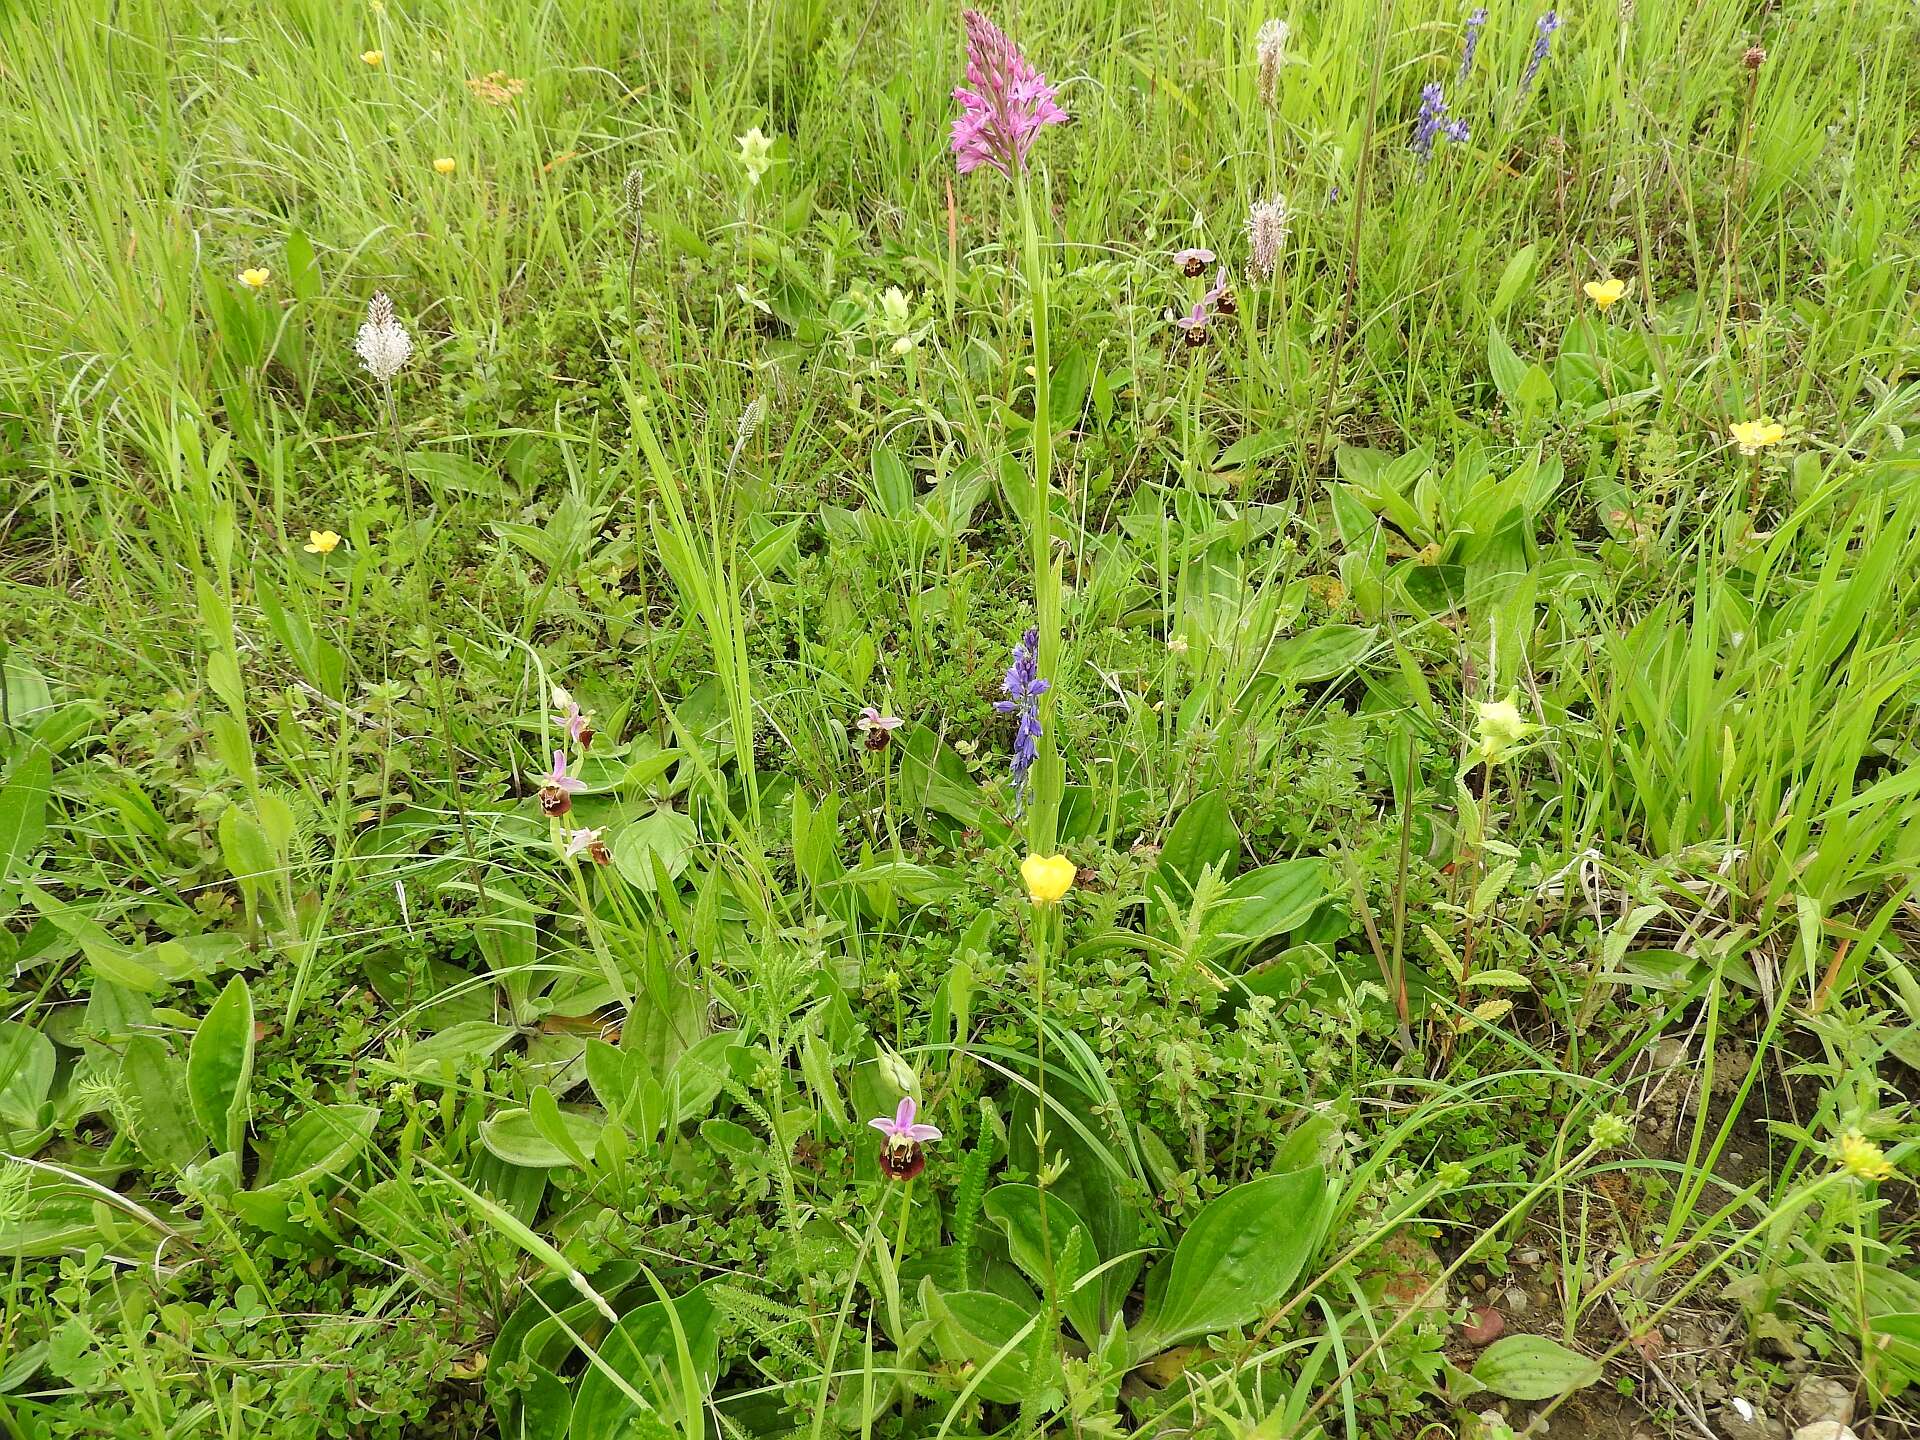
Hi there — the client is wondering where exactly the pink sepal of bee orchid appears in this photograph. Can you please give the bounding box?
[869,1095,942,1144]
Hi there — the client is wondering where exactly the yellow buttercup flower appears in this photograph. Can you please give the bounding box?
[1583,277,1628,311]
[304,530,342,555]
[1836,1129,1892,1182]
[361,49,385,67]
[238,267,270,289]
[433,156,457,174]
[1730,417,1786,455]
[1021,854,1076,905]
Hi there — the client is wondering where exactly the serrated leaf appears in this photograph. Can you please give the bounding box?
[1465,969,1531,989]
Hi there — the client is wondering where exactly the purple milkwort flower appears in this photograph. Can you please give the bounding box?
[1520,11,1561,97]
[1411,83,1469,163]
[870,1095,941,1180]
[950,10,1068,179]
[538,749,588,817]
[1459,7,1488,83]
[855,705,904,751]
[993,626,1049,811]
[1172,246,1215,276]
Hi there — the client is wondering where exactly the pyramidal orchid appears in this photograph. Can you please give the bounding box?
[538,749,588,817]
[869,1095,941,1181]
[950,10,1068,179]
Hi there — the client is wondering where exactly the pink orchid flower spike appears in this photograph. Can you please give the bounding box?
[950,10,1068,179]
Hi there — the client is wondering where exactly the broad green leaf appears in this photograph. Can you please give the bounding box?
[983,1184,1101,1344]
[120,1035,205,1172]
[1487,323,1528,404]
[479,1105,606,1169]
[1208,859,1329,956]
[1265,625,1379,684]
[1470,1334,1603,1399]
[1139,1166,1331,1350]
[1153,790,1239,905]
[186,976,255,1155]
[611,808,698,893]
[252,1104,379,1193]
[0,744,52,894]
[0,1020,54,1134]
[569,1286,721,1440]
[386,1020,517,1079]
[928,1288,1054,1406]
[285,228,321,303]
[1488,243,1538,317]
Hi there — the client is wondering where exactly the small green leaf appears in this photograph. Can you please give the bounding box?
[187,976,255,1156]
[479,1106,606,1169]
[1470,1334,1603,1399]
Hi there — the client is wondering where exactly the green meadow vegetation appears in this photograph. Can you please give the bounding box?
[1,0,1917,1435]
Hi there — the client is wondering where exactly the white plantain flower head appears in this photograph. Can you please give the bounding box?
[1246,194,1291,281]
[1255,19,1290,106]
[355,291,413,383]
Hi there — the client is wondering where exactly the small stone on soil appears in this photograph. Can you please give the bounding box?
[1785,1377,1853,1430]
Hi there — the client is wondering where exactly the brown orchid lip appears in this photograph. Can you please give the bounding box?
[540,786,573,817]
[878,1143,926,1182]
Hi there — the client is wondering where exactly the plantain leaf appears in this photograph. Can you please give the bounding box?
[1136,1165,1331,1352]
[186,976,255,1155]
[1471,1334,1603,1399]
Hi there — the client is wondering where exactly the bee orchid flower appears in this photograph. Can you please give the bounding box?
[869,1096,941,1180]
[562,826,612,864]
[855,705,905,751]
[555,699,595,750]
[1172,246,1216,277]
[538,749,588,817]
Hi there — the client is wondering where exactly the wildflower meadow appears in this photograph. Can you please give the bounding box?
[1,1,1917,1437]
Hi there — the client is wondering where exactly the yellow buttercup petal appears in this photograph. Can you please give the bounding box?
[238,267,270,289]
[1020,853,1076,905]
[361,49,385,66]
[1583,277,1627,310]
[433,156,457,174]
[304,530,342,555]
[1730,417,1786,454]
